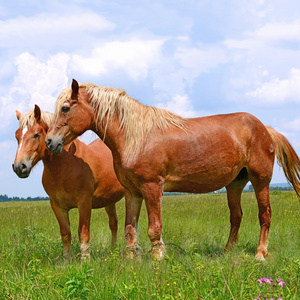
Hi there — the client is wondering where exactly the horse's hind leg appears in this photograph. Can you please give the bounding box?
[50,198,71,261]
[247,129,274,260]
[105,204,118,248]
[225,174,248,252]
[248,162,273,260]
[252,182,272,260]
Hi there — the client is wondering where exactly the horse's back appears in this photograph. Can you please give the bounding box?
[188,112,266,133]
[134,112,275,193]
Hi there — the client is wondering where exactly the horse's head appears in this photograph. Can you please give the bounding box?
[13,105,50,178]
[46,79,94,155]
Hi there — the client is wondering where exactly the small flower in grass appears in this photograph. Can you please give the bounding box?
[254,277,288,300]
[276,278,287,287]
[258,277,264,285]
[258,277,273,285]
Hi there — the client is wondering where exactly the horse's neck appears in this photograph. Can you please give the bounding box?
[93,116,126,163]
[42,147,65,171]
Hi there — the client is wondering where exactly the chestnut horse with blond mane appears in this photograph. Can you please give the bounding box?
[13,105,124,260]
[46,79,300,260]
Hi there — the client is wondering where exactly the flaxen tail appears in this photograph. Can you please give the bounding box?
[266,126,300,198]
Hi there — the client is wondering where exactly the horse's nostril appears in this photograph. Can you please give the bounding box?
[46,138,52,149]
[12,164,17,172]
[21,163,27,171]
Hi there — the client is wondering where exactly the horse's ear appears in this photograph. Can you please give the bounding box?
[34,104,41,123]
[71,79,79,99]
[16,110,21,120]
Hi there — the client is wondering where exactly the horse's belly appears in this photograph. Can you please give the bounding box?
[164,166,240,193]
[164,180,226,194]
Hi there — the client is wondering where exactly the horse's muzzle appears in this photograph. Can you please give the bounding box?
[12,163,31,178]
[45,137,63,155]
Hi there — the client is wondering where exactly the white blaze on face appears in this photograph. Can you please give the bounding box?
[17,126,28,156]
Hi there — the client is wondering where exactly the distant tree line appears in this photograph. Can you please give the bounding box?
[0,194,49,202]
[165,184,293,196]
[0,185,293,202]
[247,185,293,193]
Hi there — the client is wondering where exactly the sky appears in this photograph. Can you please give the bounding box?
[1,0,300,197]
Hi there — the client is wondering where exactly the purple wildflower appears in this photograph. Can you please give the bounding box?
[258,277,273,285]
[258,277,264,284]
[265,277,273,284]
[276,278,286,287]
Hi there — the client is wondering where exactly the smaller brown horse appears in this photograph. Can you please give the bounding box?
[13,105,125,260]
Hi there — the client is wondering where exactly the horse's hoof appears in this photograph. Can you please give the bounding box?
[255,249,267,261]
[255,253,266,261]
[151,242,165,261]
[126,245,143,259]
[81,253,91,262]
[62,253,72,262]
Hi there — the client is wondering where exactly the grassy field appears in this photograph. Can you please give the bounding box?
[0,191,299,299]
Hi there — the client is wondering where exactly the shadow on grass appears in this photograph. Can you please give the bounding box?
[164,241,259,259]
[87,240,259,262]
[164,242,224,258]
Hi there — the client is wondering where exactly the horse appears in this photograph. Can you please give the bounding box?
[13,104,125,260]
[45,79,300,260]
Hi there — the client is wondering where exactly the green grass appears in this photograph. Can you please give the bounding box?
[0,192,299,299]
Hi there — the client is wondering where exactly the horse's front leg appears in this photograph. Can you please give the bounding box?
[124,190,143,259]
[78,200,92,261]
[143,182,165,260]
[50,198,72,261]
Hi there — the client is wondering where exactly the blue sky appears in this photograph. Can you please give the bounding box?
[1,0,300,197]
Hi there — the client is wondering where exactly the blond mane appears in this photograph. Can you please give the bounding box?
[55,83,187,158]
[19,110,53,129]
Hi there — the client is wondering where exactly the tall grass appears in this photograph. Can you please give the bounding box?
[0,192,299,299]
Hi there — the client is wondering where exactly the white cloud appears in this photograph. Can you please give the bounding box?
[0,52,70,129]
[14,52,70,111]
[223,20,300,105]
[246,68,300,104]
[157,94,197,118]
[225,21,300,50]
[70,38,165,80]
[0,12,115,46]
[248,20,300,42]
[152,42,228,105]
[174,44,228,92]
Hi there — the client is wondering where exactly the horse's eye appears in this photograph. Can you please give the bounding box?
[62,106,70,113]
[34,133,41,139]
